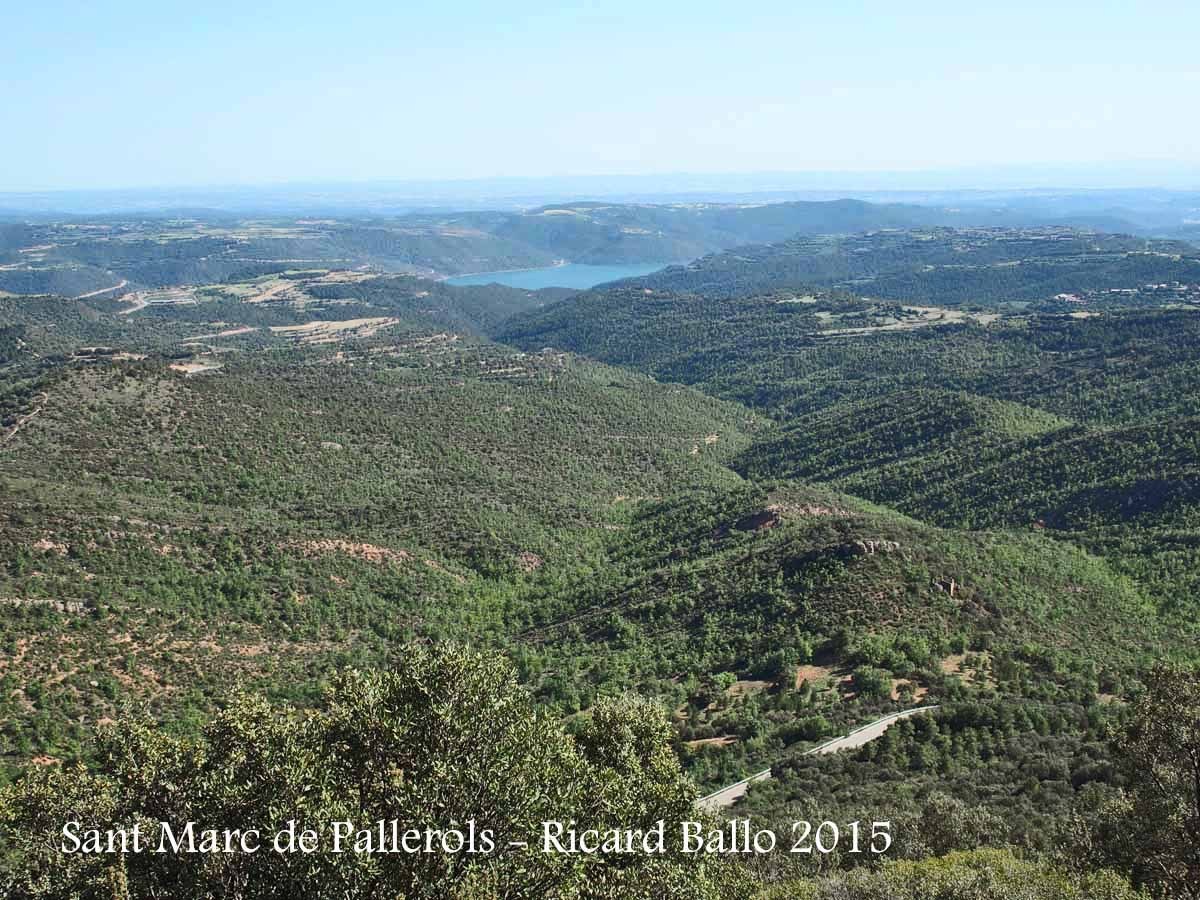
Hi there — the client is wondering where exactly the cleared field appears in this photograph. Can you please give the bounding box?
[267,316,400,343]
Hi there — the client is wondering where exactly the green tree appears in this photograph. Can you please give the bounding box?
[756,849,1143,900]
[1088,665,1200,899]
[0,644,748,900]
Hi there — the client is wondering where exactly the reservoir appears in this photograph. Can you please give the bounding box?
[446,261,670,290]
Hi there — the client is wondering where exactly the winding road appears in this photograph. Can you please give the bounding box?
[74,278,128,300]
[695,705,939,812]
[118,291,148,315]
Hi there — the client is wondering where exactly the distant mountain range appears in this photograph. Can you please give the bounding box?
[3,197,1198,297]
[3,164,1199,214]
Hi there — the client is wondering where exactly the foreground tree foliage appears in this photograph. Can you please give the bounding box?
[1076,665,1200,900]
[756,849,1143,900]
[0,645,748,900]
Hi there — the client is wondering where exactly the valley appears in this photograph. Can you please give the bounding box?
[8,0,1199,892]
[2,206,1199,897]
[446,261,670,289]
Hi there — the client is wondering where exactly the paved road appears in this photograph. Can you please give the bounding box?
[74,278,128,300]
[119,292,148,315]
[695,705,939,812]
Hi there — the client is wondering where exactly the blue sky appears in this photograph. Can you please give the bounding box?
[5,0,1199,190]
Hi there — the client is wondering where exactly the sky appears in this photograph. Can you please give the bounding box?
[5,0,1200,192]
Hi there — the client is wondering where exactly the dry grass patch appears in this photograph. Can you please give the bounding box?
[684,736,738,750]
[287,539,412,566]
[268,317,399,344]
[794,664,835,690]
[725,679,770,698]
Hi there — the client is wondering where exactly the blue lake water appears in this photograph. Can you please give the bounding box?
[446,262,670,290]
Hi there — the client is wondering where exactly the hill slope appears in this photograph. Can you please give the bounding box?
[0,333,760,770]
[605,227,1200,309]
[11,206,1183,295]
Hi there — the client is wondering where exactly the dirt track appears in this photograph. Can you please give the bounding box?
[1,392,49,449]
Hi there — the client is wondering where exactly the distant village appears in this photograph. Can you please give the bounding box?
[1053,281,1200,307]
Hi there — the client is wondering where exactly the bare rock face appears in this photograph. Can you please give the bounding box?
[516,550,544,572]
[0,597,85,614]
[933,577,958,597]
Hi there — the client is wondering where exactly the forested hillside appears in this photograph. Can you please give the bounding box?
[2,218,1199,898]
[606,227,1200,309]
[11,203,1192,297]
[0,330,761,764]
[501,291,1200,424]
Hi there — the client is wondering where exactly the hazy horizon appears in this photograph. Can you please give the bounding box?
[3,165,1200,218]
[4,161,1200,193]
[8,0,1199,194]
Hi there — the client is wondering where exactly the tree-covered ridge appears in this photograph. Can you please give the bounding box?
[5,201,1116,296]
[6,290,1191,844]
[0,269,566,372]
[488,198,977,264]
[0,337,759,771]
[10,208,1197,298]
[608,227,1200,309]
[4,214,1200,896]
[0,221,560,295]
[300,273,570,335]
[499,291,1200,428]
[506,295,1200,427]
[504,277,1200,620]
[496,287,931,385]
[2,345,755,557]
[0,202,909,296]
[514,480,1175,793]
[736,389,1071,487]
[735,389,1200,533]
